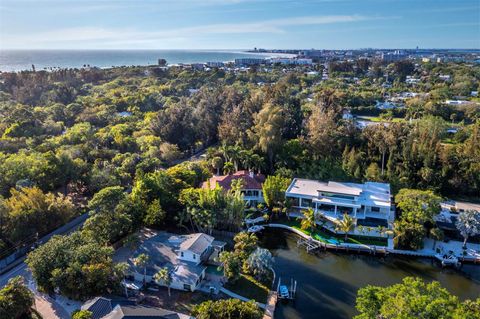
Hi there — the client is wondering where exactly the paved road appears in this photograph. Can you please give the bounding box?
[0,213,88,287]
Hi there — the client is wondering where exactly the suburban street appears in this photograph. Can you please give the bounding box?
[0,150,207,318]
[0,214,88,319]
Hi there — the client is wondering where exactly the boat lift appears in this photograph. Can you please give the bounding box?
[276,277,297,300]
[297,237,321,253]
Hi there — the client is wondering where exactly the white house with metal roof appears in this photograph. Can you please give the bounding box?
[285,179,393,226]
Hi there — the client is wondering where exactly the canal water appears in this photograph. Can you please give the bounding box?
[259,228,480,319]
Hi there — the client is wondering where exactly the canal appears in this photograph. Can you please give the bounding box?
[258,228,480,319]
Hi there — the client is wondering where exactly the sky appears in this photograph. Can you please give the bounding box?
[0,0,479,50]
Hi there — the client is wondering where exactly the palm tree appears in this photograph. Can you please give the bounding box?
[220,144,233,163]
[250,154,263,174]
[240,149,253,171]
[133,253,149,287]
[154,267,172,297]
[116,262,130,298]
[223,161,234,175]
[357,225,365,235]
[230,145,242,172]
[299,208,317,235]
[211,156,223,175]
[430,227,444,250]
[335,214,356,241]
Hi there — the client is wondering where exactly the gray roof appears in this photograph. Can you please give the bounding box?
[129,232,210,281]
[171,263,206,285]
[81,298,137,319]
[179,233,214,255]
[81,297,113,319]
[103,305,192,319]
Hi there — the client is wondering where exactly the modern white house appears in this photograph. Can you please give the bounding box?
[129,232,225,292]
[285,179,393,227]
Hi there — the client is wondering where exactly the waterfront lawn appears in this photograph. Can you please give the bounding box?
[357,116,404,123]
[279,219,387,246]
[225,274,269,304]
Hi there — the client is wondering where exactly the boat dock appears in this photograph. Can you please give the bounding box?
[266,224,480,264]
[276,277,297,300]
[297,237,321,253]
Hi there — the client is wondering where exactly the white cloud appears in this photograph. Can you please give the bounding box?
[2,14,374,48]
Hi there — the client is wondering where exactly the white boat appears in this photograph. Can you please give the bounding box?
[248,225,264,233]
[435,253,460,267]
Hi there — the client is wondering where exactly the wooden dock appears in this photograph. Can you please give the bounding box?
[263,291,277,319]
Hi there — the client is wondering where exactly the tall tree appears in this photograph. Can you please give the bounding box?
[335,214,356,241]
[153,267,172,296]
[0,276,34,319]
[300,208,317,234]
[456,210,480,249]
[262,175,291,210]
[133,253,150,287]
[249,103,285,169]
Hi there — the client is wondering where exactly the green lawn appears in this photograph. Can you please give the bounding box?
[224,274,269,304]
[278,218,388,246]
[357,116,404,123]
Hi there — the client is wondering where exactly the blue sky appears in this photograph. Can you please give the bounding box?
[0,0,479,49]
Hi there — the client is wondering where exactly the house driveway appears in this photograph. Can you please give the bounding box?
[34,295,70,319]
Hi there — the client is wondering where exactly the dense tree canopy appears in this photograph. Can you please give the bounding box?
[355,277,480,319]
[0,276,34,319]
[192,298,262,319]
[25,232,122,300]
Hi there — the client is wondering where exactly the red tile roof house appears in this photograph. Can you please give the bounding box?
[202,170,265,207]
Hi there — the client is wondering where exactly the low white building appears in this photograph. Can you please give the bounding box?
[269,57,313,65]
[375,101,399,110]
[285,179,393,227]
[445,100,470,106]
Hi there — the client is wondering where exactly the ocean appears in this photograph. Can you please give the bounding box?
[0,49,288,72]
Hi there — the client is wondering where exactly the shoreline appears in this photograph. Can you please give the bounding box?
[0,49,297,72]
[265,223,480,265]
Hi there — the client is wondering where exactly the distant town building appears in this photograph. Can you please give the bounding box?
[445,100,470,106]
[381,50,407,62]
[234,58,265,66]
[405,76,421,84]
[269,57,313,65]
[206,61,224,68]
[375,101,400,110]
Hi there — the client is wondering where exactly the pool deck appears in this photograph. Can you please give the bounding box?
[266,224,480,264]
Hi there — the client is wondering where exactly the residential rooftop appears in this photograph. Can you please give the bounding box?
[202,170,265,191]
[286,179,391,207]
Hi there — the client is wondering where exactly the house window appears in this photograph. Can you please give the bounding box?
[371,207,380,212]
[184,284,191,291]
[193,254,196,260]
[180,252,184,257]
[301,198,313,208]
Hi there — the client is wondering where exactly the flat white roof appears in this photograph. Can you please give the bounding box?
[286,179,391,207]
